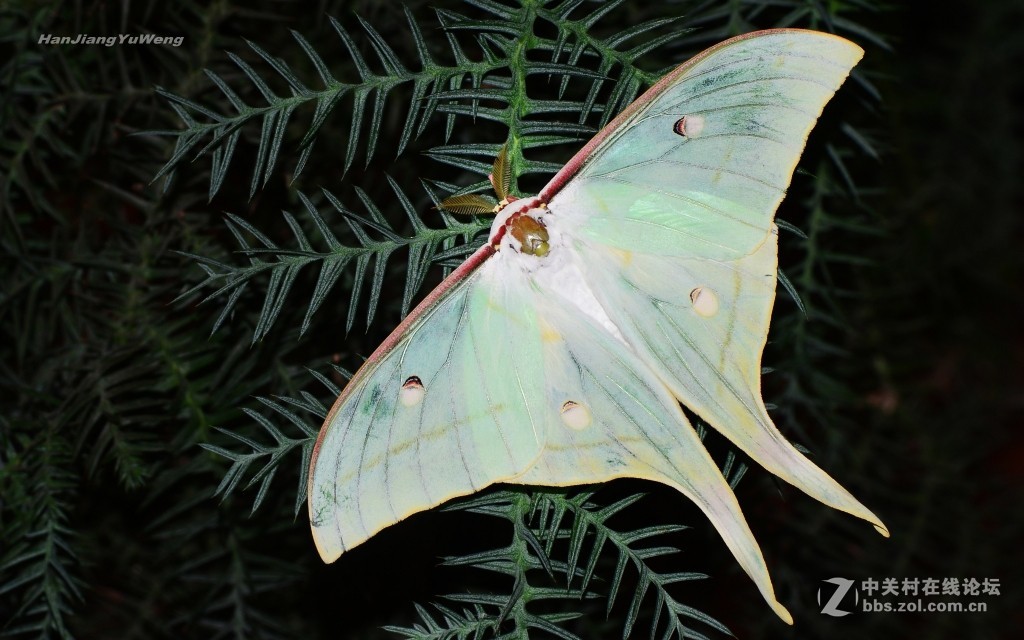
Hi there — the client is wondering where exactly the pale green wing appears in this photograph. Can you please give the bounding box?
[563,228,886,535]
[309,237,794,620]
[509,283,792,624]
[546,29,863,260]
[544,30,888,535]
[308,253,550,561]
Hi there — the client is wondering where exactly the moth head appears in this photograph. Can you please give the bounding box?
[436,144,552,258]
[509,212,550,257]
[487,200,551,256]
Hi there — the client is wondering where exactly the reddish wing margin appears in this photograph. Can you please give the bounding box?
[537,28,834,202]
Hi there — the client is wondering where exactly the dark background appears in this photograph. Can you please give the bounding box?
[1,1,1021,639]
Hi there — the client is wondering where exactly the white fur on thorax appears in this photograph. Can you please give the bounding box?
[488,207,626,345]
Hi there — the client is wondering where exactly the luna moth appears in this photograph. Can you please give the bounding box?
[307,28,888,624]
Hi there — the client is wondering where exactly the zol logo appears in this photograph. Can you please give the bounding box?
[818,577,860,617]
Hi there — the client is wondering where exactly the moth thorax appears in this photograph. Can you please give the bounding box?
[509,213,550,257]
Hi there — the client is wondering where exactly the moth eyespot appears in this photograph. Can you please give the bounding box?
[510,214,551,258]
[400,376,425,407]
[560,400,592,431]
[673,114,705,138]
[689,286,719,317]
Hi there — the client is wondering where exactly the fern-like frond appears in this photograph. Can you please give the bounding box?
[199,365,353,517]
[387,488,729,640]
[153,8,509,198]
[0,433,82,639]
[425,0,678,182]
[537,0,683,127]
[548,492,729,640]
[179,181,489,339]
[383,602,502,640]
[155,1,683,204]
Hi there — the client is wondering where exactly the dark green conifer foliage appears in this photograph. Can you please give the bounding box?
[2,1,1020,639]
